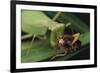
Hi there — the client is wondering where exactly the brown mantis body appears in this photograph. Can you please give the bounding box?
[50,33,81,60]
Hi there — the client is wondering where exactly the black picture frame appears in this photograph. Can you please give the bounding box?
[10,0,97,72]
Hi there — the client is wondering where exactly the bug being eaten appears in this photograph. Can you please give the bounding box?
[51,33,81,60]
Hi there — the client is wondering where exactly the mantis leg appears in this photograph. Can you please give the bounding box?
[72,33,80,45]
[21,34,33,40]
[50,48,68,61]
[26,35,36,56]
[37,35,47,40]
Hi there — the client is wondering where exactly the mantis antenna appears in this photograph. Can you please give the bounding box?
[52,12,61,21]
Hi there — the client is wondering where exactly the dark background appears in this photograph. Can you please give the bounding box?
[68,13,90,60]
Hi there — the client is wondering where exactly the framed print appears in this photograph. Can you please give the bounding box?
[10,0,97,72]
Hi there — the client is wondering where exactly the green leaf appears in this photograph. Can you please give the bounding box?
[80,32,90,45]
[21,38,55,62]
[21,32,90,62]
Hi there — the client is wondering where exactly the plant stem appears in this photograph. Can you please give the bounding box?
[52,12,61,21]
